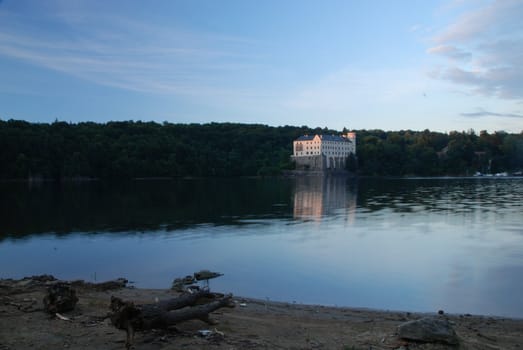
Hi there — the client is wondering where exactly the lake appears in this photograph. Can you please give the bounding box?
[1,176,523,317]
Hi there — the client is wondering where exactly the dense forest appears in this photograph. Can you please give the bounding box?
[1,119,522,180]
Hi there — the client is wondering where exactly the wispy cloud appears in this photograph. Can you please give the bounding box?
[427,0,523,100]
[426,45,471,61]
[0,3,261,97]
[460,108,523,119]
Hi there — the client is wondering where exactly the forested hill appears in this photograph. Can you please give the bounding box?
[0,120,318,180]
[1,119,522,180]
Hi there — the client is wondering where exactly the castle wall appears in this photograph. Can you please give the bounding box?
[292,155,325,170]
[292,154,347,171]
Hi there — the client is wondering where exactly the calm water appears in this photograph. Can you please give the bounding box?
[1,177,523,317]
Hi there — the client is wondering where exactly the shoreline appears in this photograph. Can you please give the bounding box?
[1,173,523,183]
[1,276,523,349]
[238,296,523,321]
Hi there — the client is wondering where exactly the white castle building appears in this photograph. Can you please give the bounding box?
[291,132,356,171]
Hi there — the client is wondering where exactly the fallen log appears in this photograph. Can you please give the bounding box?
[109,291,234,348]
[147,289,214,312]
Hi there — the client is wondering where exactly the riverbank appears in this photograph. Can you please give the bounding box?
[1,276,522,349]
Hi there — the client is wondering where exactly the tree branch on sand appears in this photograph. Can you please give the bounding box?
[109,272,232,349]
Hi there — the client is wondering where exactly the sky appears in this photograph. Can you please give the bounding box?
[0,0,522,133]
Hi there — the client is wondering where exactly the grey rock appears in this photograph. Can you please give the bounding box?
[398,317,459,345]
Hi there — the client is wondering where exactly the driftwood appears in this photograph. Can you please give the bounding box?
[172,270,223,292]
[71,278,128,291]
[43,283,78,314]
[0,275,58,296]
[42,278,127,314]
[109,290,234,348]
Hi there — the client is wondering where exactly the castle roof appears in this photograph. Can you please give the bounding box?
[295,134,351,142]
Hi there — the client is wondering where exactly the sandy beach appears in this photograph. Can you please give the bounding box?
[1,276,522,350]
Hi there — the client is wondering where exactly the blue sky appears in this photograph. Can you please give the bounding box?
[0,0,522,132]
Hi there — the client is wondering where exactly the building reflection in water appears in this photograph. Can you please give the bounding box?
[293,176,357,223]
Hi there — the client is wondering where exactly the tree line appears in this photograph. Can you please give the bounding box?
[354,129,523,176]
[1,119,522,180]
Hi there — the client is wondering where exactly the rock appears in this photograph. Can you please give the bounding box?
[398,317,459,345]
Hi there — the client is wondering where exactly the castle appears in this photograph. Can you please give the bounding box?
[291,132,356,171]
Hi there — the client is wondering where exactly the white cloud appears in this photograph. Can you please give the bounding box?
[428,0,523,100]
[0,4,261,98]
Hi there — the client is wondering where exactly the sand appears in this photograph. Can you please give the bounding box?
[1,276,522,350]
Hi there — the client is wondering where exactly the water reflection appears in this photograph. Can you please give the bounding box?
[357,177,523,216]
[1,177,523,317]
[293,176,357,223]
[0,178,295,240]
[3,177,520,241]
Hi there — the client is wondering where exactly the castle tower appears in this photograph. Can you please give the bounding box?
[344,132,356,154]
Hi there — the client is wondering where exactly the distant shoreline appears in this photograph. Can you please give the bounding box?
[2,173,523,183]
